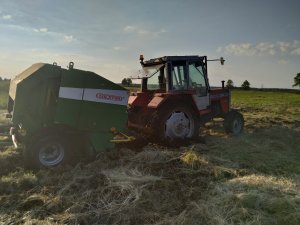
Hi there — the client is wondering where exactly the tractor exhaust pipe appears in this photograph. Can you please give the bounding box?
[222,80,225,89]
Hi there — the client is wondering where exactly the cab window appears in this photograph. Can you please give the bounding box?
[171,62,187,90]
[188,63,208,96]
[147,66,166,91]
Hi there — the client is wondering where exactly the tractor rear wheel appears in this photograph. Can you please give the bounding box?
[152,105,199,144]
[224,110,244,134]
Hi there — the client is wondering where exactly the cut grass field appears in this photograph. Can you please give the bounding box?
[232,90,300,127]
[0,80,9,110]
[0,87,299,225]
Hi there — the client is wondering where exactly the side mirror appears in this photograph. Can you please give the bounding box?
[207,57,225,65]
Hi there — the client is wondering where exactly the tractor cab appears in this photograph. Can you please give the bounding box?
[132,55,209,97]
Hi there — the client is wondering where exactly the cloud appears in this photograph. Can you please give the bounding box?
[160,28,167,33]
[113,46,126,51]
[31,27,76,44]
[137,29,149,35]
[278,59,289,65]
[64,35,75,43]
[113,46,121,50]
[123,25,167,38]
[277,41,290,52]
[4,23,77,45]
[218,40,300,57]
[39,28,48,32]
[291,47,300,56]
[2,14,12,20]
[33,28,48,33]
[124,26,136,32]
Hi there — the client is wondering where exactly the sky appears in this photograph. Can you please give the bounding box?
[0,0,299,88]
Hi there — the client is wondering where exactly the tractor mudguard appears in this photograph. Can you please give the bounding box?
[147,95,165,108]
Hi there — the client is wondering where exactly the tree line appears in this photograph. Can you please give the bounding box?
[226,73,300,90]
[121,74,300,89]
[121,78,132,86]
[226,80,250,90]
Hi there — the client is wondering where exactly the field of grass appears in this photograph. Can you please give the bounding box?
[0,80,9,110]
[232,90,300,122]
[0,88,299,224]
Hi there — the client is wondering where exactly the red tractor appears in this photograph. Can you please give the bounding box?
[128,55,244,144]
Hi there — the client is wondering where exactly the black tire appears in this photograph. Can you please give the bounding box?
[224,110,244,134]
[151,104,200,144]
[24,134,73,169]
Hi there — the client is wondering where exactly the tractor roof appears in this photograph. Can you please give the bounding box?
[143,55,206,66]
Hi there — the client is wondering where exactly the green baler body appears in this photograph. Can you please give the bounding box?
[9,63,128,152]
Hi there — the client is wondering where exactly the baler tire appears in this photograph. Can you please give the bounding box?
[152,105,199,145]
[224,110,244,134]
[25,135,73,169]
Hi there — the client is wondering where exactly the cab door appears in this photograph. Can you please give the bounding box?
[188,60,210,111]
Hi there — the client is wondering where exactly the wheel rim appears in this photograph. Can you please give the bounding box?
[39,142,65,166]
[232,117,242,134]
[165,111,194,139]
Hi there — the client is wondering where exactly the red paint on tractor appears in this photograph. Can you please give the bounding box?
[199,108,211,115]
[128,96,137,105]
[210,88,230,113]
[147,96,165,108]
[128,92,154,107]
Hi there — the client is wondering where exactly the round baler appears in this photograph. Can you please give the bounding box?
[8,62,129,169]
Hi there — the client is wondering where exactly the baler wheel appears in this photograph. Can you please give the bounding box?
[153,105,199,144]
[224,110,244,134]
[25,135,72,169]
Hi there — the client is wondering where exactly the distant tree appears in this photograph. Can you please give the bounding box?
[127,78,132,86]
[241,80,250,90]
[226,79,234,89]
[121,78,127,85]
[0,76,2,81]
[293,73,300,88]
[121,78,132,86]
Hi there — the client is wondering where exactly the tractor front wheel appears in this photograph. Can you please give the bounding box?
[224,110,244,134]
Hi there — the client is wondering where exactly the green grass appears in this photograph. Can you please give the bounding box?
[0,80,9,110]
[231,90,300,120]
[124,85,140,93]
